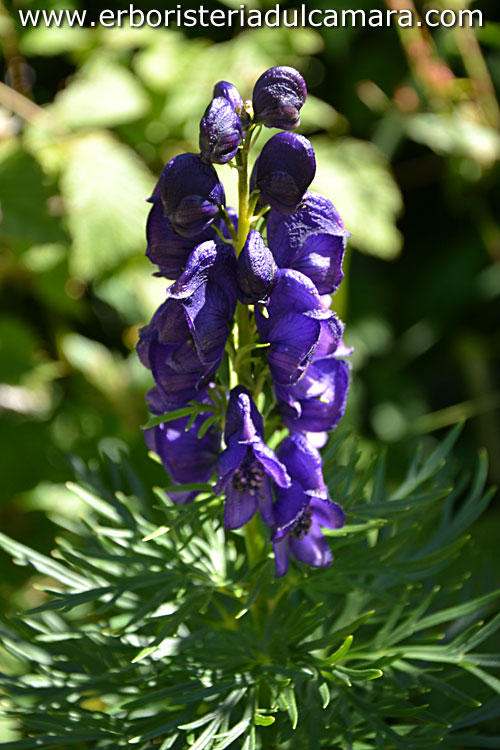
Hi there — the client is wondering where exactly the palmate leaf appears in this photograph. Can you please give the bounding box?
[0,429,499,749]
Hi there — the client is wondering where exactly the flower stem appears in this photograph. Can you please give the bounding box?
[234,126,256,374]
[234,124,270,589]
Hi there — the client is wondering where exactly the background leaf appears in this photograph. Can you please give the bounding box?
[310,136,403,259]
[60,132,154,279]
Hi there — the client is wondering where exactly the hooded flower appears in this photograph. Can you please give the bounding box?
[145,183,220,280]
[253,66,307,130]
[267,191,350,295]
[255,268,343,386]
[236,230,277,305]
[167,241,237,370]
[200,97,243,165]
[271,435,345,577]
[137,299,207,410]
[137,241,237,409]
[276,354,350,436]
[144,388,220,505]
[214,387,291,530]
[159,153,225,238]
[251,132,316,215]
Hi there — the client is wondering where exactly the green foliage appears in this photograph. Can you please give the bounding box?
[0,143,66,245]
[311,137,403,259]
[0,427,499,749]
[50,56,150,130]
[60,132,154,280]
[1,9,499,745]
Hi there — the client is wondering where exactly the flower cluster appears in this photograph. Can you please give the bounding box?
[138,66,351,577]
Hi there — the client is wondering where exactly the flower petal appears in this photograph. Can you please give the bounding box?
[236,230,277,305]
[273,536,292,578]
[252,441,291,488]
[267,191,349,294]
[214,441,247,493]
[309,497,345,529]
[278,357,350,434]
[278,434,327,495]
[264,311,320,385]
[273,481,311,535]
[290,523,333,568]
[224,484,259,530]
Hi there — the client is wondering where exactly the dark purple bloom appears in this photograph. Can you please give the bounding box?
[255,269,343,386]
[253,66,307,130]
[167,241,237,370]
[200,97,243,165]
[160,153,225,238]
[137,241,237,409]
[276,355,350,435]
[236,230,277,305]
[146,184,220,279]
[251,132,316,215]
[137,299,207,410]
[267,191,350,295]
[214,81,244,112]
[214,387,290,530]
[271,435,345,577]
[144,388,220,505]
[213,81,250,129]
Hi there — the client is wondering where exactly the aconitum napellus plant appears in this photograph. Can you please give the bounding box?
[138,66,351,577]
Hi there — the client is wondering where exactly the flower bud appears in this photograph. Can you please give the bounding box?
[236,230,277,305]
[253,66,307,130]
[213,81,242,110]
[251,132,316,215]
[200,97,243,165]
[160,153,225,238]
[214,81,251,129]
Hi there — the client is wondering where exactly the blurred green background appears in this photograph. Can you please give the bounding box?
[0,0,499,623]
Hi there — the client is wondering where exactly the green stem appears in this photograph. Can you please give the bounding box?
[232,124,272,610]
[234,126,257,379]
[243,514,264,572]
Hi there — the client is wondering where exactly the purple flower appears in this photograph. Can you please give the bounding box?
[251,132,316,215]
[146,184,220,279]
[236,230,277,305]
[214,81,244,112]
[213,81,250,129]
[255,269,343,386]
[276,355,350,435]
[271,435,345,577]
[137,241,237,409]
[214,387,290,530]
[253,66,307,130]
[267,191,350,295]
[200,97,243,165]
[167,241,237,369]
[137,299,207,410]
[159,153,225,238]
[144,388,220,505]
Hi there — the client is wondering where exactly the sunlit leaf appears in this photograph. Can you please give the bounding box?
[60,133,154,279]
[311,137,403,259]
